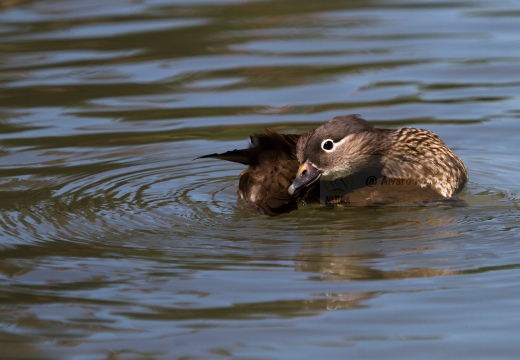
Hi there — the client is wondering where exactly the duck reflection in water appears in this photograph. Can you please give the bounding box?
[199,115,468,216]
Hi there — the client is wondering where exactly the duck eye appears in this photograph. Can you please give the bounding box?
[321,139,335,151]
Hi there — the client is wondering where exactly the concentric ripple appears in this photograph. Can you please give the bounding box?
[1,138,516,250]
[0,142,246,245]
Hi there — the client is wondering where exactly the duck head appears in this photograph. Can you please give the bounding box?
[288,115,386,195]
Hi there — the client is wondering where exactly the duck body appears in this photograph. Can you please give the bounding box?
[199,115,468,215]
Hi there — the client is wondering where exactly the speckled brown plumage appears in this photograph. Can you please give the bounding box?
[199,114,468,215]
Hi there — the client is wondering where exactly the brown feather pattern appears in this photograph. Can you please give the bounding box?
[199,130,301,215]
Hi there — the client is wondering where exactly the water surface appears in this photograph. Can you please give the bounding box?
[1,0,520,359]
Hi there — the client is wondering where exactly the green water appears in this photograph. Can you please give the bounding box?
[1,0,520,359]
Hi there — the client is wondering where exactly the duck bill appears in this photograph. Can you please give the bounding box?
[288,161,321,195]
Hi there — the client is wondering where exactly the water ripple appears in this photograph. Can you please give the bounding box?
[1,140,516,250]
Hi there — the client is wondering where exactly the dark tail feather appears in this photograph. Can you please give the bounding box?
[196,148,253,166]
[196,131,300,166]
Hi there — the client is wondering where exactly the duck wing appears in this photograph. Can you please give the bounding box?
[198,130,301,216]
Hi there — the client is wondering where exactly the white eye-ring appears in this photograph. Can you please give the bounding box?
[321,139,335,152]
